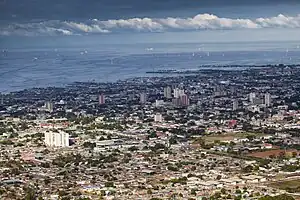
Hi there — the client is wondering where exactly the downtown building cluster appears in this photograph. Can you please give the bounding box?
[0,64,300,200]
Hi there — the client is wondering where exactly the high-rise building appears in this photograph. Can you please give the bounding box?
[164,86,172,99]
[252,97,264,105]
[140,93,147,104]
[44,131,69,147]
[180,94,190,106]
[45,101,54,112]
[172,98,181,106]
[99,94,105,105]
[173,88,185,98]
[128,94,135,101]
[264,93,271,107]
[179,89,185,97]
[172,88,190,106]
[174,88,179,98]
[154,113,163,122]
[233,99,239,111]
[155,100,164,107]
[0,93,3,105]
[249,92,256,103]
[90,95,98,101]
[214,85,221,96]
[230,86,236,94]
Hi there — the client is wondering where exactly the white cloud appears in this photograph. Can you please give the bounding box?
[96,13,300,31]
[1,21,75,36]
[1,13,300,36]
[101,18,163,31]
[63,22,111,33]
[256,14,300,28]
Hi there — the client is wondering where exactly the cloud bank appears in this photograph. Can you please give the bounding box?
[1,14,300,36]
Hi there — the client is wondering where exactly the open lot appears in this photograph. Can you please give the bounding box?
[270,179,300,189]
[203,132,270,143]
[248,149,299,159]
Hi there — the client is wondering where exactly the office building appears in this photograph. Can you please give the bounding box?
[253,98,264,105]
[233,99,239,111]
[230,86,237,94]
[264,93,271,107]
[99,94,105,105]
[45,101,54,112]
[164,86,172,99]
[249,92,256,104]
[154,113,163,122]
[44,131,69,147]
[128,94,135,101]
[174,88,185,98]
[172,98,181,106]
[90,94,98,101]
[0,93,3,105]
[214,85,227,96]
[180,94,190,106]
[155,100,164,107]
[140,93,147,104]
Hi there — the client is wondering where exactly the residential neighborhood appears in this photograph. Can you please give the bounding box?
[0,64,300,200]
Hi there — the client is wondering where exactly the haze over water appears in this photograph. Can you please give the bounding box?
[1,0,300,92]
[1,35,300,92]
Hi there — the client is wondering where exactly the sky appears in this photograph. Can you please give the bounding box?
[0,0,300,92]
[0,0,300,42]
[1,0,300,21]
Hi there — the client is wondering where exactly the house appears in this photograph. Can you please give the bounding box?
[242,175,267,183]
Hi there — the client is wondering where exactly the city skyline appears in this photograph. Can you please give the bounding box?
[0,65,300,199]
[1,1,300,200]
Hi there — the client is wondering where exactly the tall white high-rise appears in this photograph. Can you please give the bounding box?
[155,100,164,107]
[264,93,271,107]
[249,92,256,104]
[140,93,147,104]
[164,86,172,99]
[174,88,185,98]
[233,99,239,111]
[154,113,163,122]
[44,131,69,147]
[44,101,54,112]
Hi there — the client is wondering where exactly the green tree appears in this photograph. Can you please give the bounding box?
[24,187,36,200]
[234,195,242,200]
[214,192,221,199]
[221,188,226,194]
[105,182,114,188]
[191,189,197,196]
[258,194,295,200]
[147,189,152,195]
[242,165,254,173]
[83,142,96,149]
[128,146,139,151]
[235,189,242,194]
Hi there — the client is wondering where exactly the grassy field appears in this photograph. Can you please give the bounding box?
[269,179,300,190]
[203,132,270,143]
[270,179,300,200]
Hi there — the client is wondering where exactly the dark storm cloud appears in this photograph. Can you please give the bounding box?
[1,0,300,22]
